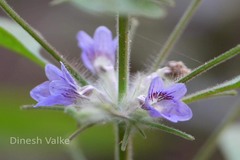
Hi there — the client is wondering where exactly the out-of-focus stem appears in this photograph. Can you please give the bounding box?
[193,101,240,160]
[151,0,202,71]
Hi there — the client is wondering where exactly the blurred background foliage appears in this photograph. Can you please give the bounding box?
[0,0,240,159]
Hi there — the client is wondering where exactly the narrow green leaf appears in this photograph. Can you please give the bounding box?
[140,119,195,141]
[214,90,238,97]
[69,0,168,18]
[183,75,240,104]
[121,124,132,151]
[178,45,240,83]
[68,123,97,141]
[21,105,65,111]
[183,90,237,104]
[0,17,48,67]
[134,124,147,138]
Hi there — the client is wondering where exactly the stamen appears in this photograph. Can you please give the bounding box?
[157,92,173,101]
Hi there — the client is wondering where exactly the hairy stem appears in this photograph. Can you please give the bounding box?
[115,15,131,160]
[151,0,202,71]
[0,0,88,85]
[118,16,129,100]
[115,123,128,160]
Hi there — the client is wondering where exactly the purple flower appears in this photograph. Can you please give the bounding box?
[30,62,91,107]
[77,26,118,74]
[143,77,192,123]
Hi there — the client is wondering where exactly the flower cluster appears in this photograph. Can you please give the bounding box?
[30,26,192,123]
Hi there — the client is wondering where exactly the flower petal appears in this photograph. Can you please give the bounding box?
[30,81,50,101]
[35,95,73,107]
[93,26,113,56]
[77,31,94,54]
[148,77,164,98]
[165,83,187,100]
[145,99,165,118]
[49,80,79,99]
[174,101,192,121]
[81,52,95,73]
[148,108,162,118]
[45,64,63,81]
[60,62,78,87]
[159,100,192,123]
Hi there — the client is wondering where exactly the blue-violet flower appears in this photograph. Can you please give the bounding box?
[77,26,118,74]
[30,62,92,107]
[143,77,192,123]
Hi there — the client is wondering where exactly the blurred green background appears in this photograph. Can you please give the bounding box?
[0,0,240,159]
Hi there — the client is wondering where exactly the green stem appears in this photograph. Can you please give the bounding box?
[120,124,133,160]
[0,0,88,85]
[116,16,130,160]
[193,101,240,160]
[126,136,133,160]
[178,45,240,83]
[140,119,195,141]
[183,75,240,104]
[118,16,129,100]
[151,0,202,71]
[115,123,127,160]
